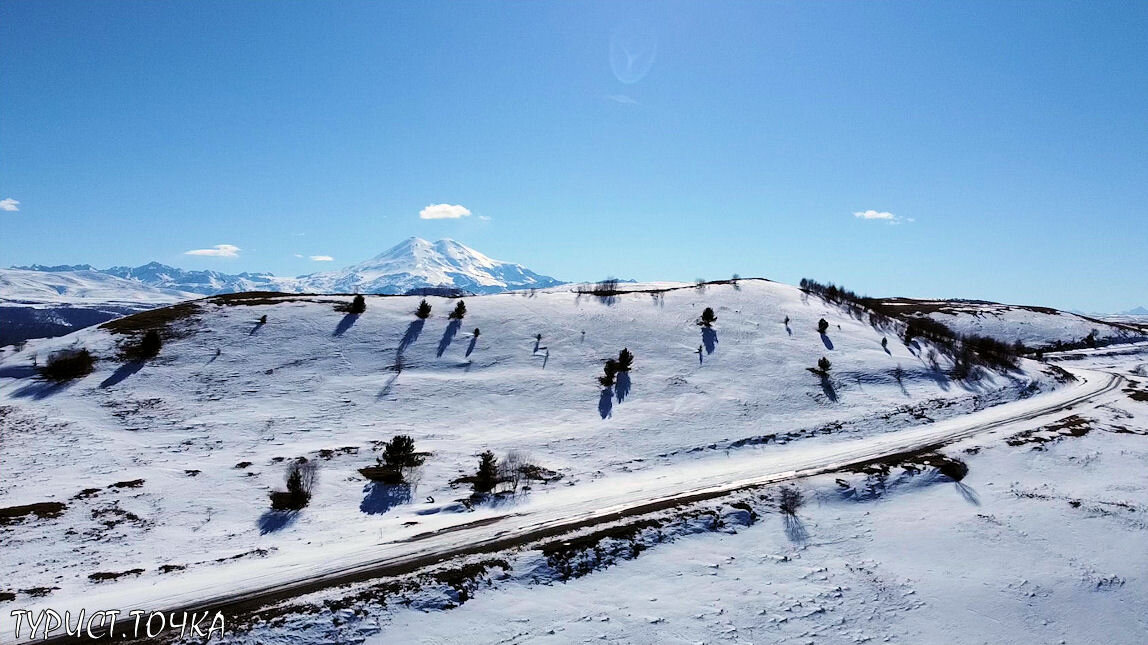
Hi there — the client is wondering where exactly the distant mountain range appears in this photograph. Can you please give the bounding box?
[11,238,563,297]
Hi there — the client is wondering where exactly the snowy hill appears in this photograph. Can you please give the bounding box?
[0,279,1066,620]
[296,237,563,294]
[0,268,198,346]
[103,262,297,295]
[879,297,1147,349]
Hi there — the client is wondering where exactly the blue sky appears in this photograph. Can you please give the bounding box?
[1,1,1145,312]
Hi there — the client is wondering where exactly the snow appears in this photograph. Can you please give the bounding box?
[0,279,1141,643]
[0,268,197,307]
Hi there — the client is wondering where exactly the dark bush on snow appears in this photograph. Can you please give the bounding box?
[449,300,467,320]
[598,358,619,387]
[415,299,432,319]
[698,307,717,327]
[616,348,634,372]
[349,295,366,314]
[817,318,830,334]
[817,356,832,373]
[474,450,500,494]
[123,329,162,361]
[778,485,804,516]
[270,460,318,511]
[40,348,95,382]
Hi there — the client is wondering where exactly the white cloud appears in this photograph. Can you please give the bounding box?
[478,215,492,221]
[0,198,20,212]
[185,244,241,257]
[309,255,334,262]
[853,210,913,224]
[419,203,471,220]
[606,94,638,105]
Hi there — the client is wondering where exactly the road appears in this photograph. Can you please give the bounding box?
[26,366,1124,644]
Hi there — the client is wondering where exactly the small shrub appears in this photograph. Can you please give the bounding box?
[259,314,267,324]
[270,460,318,511]
[40,349,95,382]
[415,299,432,319]
[778,485,804,516]
[473,327,481,338]
[449,300,467,320]
[698,307,717,327]
[123,330,162,361]
[598,358,619,387]
[817,318,829,334]
[474,450,500,494]
[616,348,634,372]
[349,295,366,314]
[817,356,832,373]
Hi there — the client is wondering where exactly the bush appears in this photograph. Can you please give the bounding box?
[616,348,634,372]
[415,299,432,319]
[473,327,481,338]
[698,307,717,327]
[598,358,619,387]
[270,460,318,511]
[817,356,832,373]
[817,318,829,334]
[449,300,467,320]
[40,348,95,382]
[123,330,162,361]
[778,485,804,516]
[349,295,366,314]
[381,434,426,477]
[474,450,500,494]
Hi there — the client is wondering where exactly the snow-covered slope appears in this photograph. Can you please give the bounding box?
[0,280,1062,622]
[0,268,196,306]
[297,237,563,294]
[103,262,297,296]
[0,268,199,346]
[880,297,1147,348]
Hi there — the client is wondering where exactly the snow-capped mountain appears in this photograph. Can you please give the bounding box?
[296,237,563,294]
[102,262,297,295]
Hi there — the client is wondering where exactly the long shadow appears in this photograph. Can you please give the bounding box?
[100,361,144,388]
[785,324,792,336]
[0,365,38,379]
[955,482,981,506]
[542,350,549,369]
[702,327,718,354]
[257,510,298,534]
[12,379,75,400]
[465,335,478,357]
[249,321,265,336]
[820,333,834,350]
[598,387,614,419]
[333,313,360,337]
[615,371,632,403]
[436,320,461,357]
[819,374,838,402]
[398,319,425,353]
[376,369,400,399]
[784,515,809,543]
[360,483,413,515]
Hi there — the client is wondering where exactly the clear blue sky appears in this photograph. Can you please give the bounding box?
[2,1,1145,312]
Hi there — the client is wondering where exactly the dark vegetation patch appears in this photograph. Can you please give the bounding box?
[800,278,1023,371]
[1124,381,1148,402]
[109,478,145,489]
[539,519,664,580]
[1006,415,1094,448]
[100,301,201,337]
[214,548,270,564]
[73,488,101,500]
[88,569,144,583]
[20,587,57,598]
[208,291,295,306]
[0,501,66,524]
[317,446,359,460]
[850,451,969,481]
[1043,365,1078,383]
[158,564,187,574]
[185,469,201,477]
[39,348,95,382]
[0,592,14,602]
[90,504,145,530]
[235,461,253,469]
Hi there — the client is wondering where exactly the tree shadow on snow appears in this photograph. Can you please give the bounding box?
[954,482,981,506]
[257,510,298,535]
[11,379,75,400]
[0,365,38,379]
[819,374,838,402]
[784,515,808,543]
[398,320,425,353]
[598,387,614,419]
[249,321,266,336]
[99,360,145,388]
[436,319,461,357]
[702,327,718,354]
[615,371,631,403]
[465,335,478,357]
[333,313,360,337]
[820,332,834,351]
[360,483,413,515]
